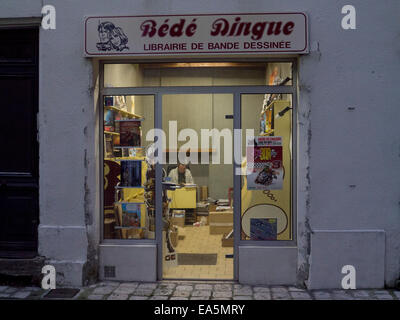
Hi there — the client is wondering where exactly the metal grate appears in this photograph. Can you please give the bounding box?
[44,288,80,299]
[104,265,116,278]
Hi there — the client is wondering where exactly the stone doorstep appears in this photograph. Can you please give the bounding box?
[0,256,45,277]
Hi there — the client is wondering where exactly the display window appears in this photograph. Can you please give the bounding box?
[101,60,296,279]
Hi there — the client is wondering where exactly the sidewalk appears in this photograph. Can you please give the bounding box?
[1,281,400,300]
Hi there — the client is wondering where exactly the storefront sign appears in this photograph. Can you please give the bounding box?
[84,13,308,56]
[246,136,283,190]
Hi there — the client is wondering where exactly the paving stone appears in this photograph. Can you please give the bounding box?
[0,286,8,292]
[133,289,154,296]
[194,284,213,290]
[4,287,18,294]
[234,288,252,296]
[290,292,312,300]
[170,297,189,300]
[393,291,400,299]
[375,294,394,300]
[149,296,169,300]
[173,290,191,297]
[21,287,41,292]
[233,296,253,300]
[190,296,210,300]
[270,286,289,294]
[211,297,232,300]
[137,283,158,290]
[92,286,115,295]
[129,296,148,300]
[107,293,129,300]
[271,292,291,300]
[113,287,136,294]
[288,286,305,292]
[374,290,389,295]
[98,281,120,287]
[87,294,104,300]
[27,290,46,299]
[352,290,370,298]
[213,291,233,298]
[153,288,173,296]
[254,292,271,300]
[332,293,353,300]
[253,286,270,293]
[118,282,139,289]
[312,291,332,300]
[233,284,252,290]
[11,291,31,299]
[158,283,177,290]
[214,284,232,291]
[175,285,193,291]
[0,293,11,298]
[191,290,211,297]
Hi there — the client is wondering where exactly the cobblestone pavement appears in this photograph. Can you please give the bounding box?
[0,281,399,300]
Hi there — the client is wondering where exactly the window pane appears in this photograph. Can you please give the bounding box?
[104,62,292,87]
[103,95,155,240]
[241,93,293,241]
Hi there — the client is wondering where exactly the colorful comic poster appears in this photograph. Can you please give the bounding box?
[246,136,283,190]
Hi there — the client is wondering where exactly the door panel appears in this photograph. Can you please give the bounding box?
[0,28,39,257]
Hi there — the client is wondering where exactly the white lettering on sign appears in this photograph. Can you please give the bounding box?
[84,13,308,56]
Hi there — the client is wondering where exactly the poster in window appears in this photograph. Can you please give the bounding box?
[119,120,141,147]
[250,218,277,240]
[246,136,283,190]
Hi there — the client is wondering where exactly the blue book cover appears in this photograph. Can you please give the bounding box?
[120,160,142,187]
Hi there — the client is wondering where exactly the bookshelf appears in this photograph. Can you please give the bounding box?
[104,105,141,119]
[104,100,154,239]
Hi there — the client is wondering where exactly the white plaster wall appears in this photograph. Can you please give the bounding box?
[1,0,399,287]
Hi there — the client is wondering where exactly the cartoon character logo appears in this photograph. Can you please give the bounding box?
[97,21,129,52]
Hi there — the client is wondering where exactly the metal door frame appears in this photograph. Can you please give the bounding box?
[99,58,298,281]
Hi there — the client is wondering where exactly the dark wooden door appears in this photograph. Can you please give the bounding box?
[0,28,39,258]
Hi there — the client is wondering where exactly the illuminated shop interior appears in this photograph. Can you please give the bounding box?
[102,62,293,279]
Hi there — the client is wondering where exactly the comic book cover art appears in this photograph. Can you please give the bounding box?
[121,203,141,228]
[246,136,283,190]
[119,120,141,147]
[120,160,142,187]
[104,109,115,132]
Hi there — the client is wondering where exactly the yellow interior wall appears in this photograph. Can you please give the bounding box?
[241,99,292,240]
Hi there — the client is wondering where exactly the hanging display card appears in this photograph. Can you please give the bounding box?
[119,120,141,147]
[246,136,283,190]
[120,160,142,187]
[121,203,141,228]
